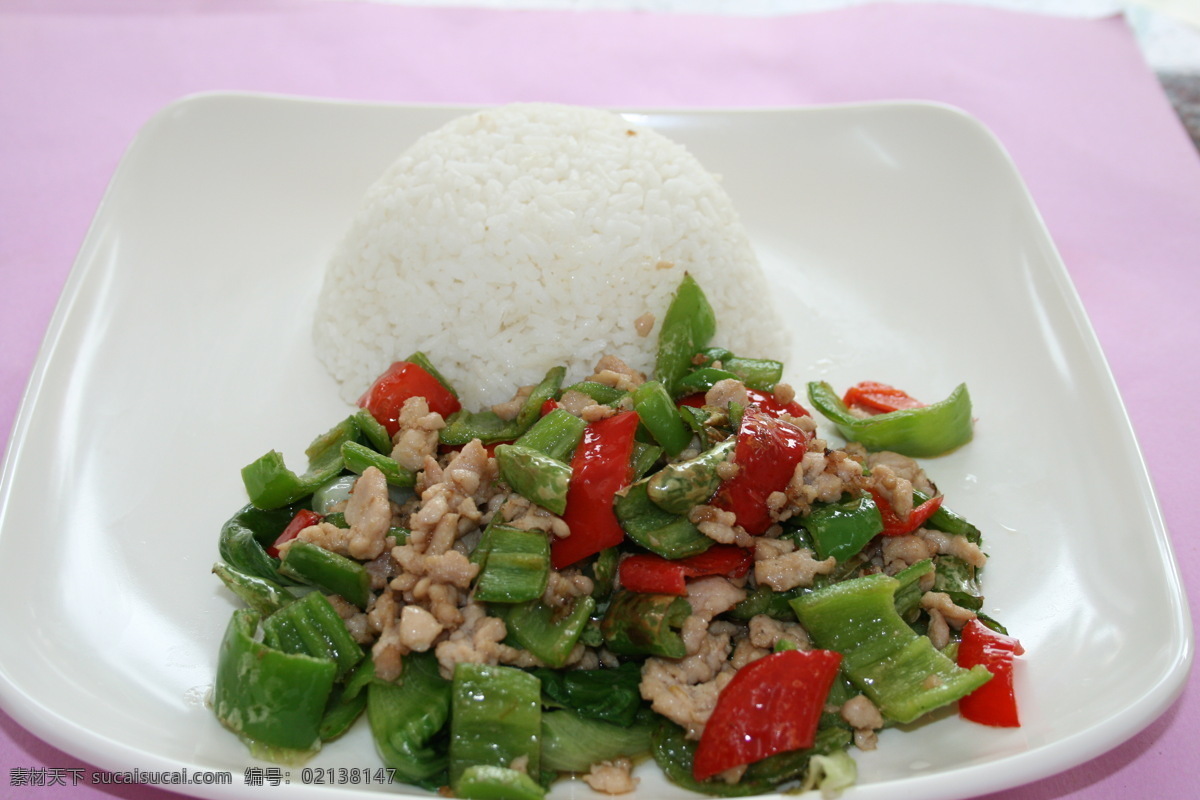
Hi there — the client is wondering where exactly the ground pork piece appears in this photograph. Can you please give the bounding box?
[498,494,571,538]
[925,606,951,650]
[634,312,655,337]
[558,389,617,421]
[747,614,810,651]
[490,384,534,422]
[434,603,510,677]
[388,396,445,471]
[754,544,836,592]
[398,604,443,652]
[584,758,639,794]
[773,382,797,407]
[285,467,392,561]
[689,504,755,547]
[686,576,747,621]
[863,449,936,495]
[881,533,939,574]
[785,446,867,516]
[917,527,988,569]
[542,569,594,608]
[868,464,913,519]
[705,378,749,410]
[343,466,393,559]
[640,621,737,739]
[588,355,646,392]
[920,591,977,627]
[326,594,373,644]
[840,694,884,751]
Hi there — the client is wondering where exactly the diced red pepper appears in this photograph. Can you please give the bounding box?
[267,509,323,558]
[712,408,810,536]
[693,648,843,781]
[957,619,1024,727]
[843,381,925,414]
[618,545,753,596]
[540,398,560,416]
[677,392,707,409]
[551,411,640,569]
[357,361,461,437]
[870,489,944,537]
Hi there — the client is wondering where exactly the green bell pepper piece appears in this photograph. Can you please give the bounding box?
[217,502,305,582]
[807,381,973,458]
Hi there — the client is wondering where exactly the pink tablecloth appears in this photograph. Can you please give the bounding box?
[1,1,1196,798]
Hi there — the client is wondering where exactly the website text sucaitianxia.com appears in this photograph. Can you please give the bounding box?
[9,766,401,788]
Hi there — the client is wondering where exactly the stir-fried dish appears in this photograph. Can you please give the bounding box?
[211,275,1021,798]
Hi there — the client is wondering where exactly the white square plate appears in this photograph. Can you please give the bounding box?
[0,94,1191,800]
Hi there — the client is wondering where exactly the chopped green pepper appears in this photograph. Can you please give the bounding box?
[367,651,451,788]
[277,540,372,609]
[656,273,717,398]
[601,591,691,659]
[807,381,973,458]
[494,444,571,515]
[213,609,336,755]
[450,663,542,790]
[790,573,991,724]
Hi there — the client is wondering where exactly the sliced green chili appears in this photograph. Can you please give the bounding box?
[632,380,692,456]
[498,594,596,668]
[646,439,733,515]
[277,540,372,609]
[613,480,713,559]
[801,494,883,563]
[441,366,565,446]
[212,561,291,616]
[656,273,717,398]
[213,609,336,755]
[494,444,571,515]
[217,502,304,582]
[515,407,586,462]
[807,381,973,458]
[341,441,416,488]
[473,526,550,604]
[789,573,991,724]
[260,590,364,679]
[455,766,545,800]
[601,591,691,659]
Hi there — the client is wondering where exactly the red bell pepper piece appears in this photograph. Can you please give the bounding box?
[957,619,1024,727]
[842,381,925,414]
[693,648,843,781]
[619,545,753,596]
[870,489,944,537]
[712,408,810,536]
[267,508,323,558]
[540,398,560,416]
[551,411,640,569]
[357,361,461,437]
[677,390,808,419]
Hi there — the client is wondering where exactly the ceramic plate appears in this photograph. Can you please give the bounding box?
[0,94,1191,800]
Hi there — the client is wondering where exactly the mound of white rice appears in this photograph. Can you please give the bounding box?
[313,103,787,410]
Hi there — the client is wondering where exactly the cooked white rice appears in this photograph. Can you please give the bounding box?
[313,102,787,410]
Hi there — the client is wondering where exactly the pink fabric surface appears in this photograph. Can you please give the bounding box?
[1,1,1196,798]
